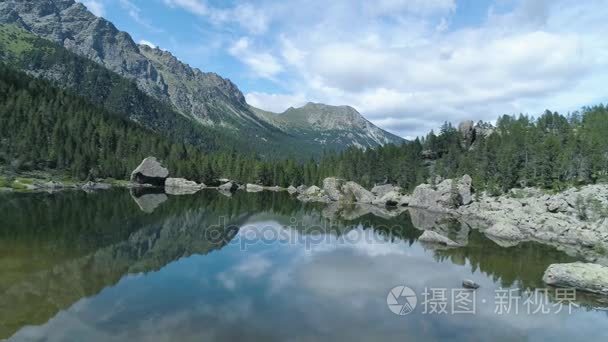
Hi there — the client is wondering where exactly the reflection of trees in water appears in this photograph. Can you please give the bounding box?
[433,230,578,289]
[0,190,592,338]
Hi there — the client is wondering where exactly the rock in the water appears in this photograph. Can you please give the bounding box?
[484,221,525,243]
[82,181,111,191]
[342,181,375,204]
[398,195,411,207]
[266,186,283,192]
[371,184,401,198]
[297,185,331,203]
[462,279,480,289]
[287,185,298,194]
[323,177,346,201]
[418,230,462,247]
[219,182,238,192]
[130,157,169,186]
[372,190,402,206]
[543,263,608,295]
[410,175,473,211]
[165,178,203,195]
[246,184,264,192]
[165,178,202,188]
[296,185,307,193]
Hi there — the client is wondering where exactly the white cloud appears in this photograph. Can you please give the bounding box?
[233,0,608,138]
[229,37,284,79]
[163,0,270,34]
[80,0,105,17]
[158,0,608,138]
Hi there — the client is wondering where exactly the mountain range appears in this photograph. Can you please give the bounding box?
[0,0,403,157]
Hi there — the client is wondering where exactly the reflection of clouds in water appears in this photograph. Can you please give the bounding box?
[217,254,272,290]
[8,220,608,342]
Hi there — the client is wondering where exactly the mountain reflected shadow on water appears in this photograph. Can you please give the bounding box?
[0,189,593,340]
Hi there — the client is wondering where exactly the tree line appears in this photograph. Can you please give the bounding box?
[1,62,607,193]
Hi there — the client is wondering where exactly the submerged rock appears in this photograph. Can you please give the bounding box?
[130,157,169,186]
[543,263,608,295]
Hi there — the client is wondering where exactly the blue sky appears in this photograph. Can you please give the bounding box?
[80,0,608,138]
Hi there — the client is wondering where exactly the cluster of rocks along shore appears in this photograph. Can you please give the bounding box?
[5,156,608,296]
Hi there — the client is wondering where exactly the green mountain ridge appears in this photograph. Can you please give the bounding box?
[0,0,403,155]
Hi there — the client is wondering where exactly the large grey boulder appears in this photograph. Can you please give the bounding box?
[342,181,375,204]
[543,263,608,295]
[287,185,298,194]
[410,175,473,211]
[372,190,403,206]
[297,185,331,203]
[546,197,570,213]
[371,184,401,198]
[246,184,264,192]
[130,157,169,186]
[484,221,525,242]
[323,177,346,201]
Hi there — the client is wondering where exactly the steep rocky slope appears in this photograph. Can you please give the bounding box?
[0,0,403,154]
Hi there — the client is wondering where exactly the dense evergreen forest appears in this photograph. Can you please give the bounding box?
[1,62,607,193]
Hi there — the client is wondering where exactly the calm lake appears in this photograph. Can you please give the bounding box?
[1,189,607,341]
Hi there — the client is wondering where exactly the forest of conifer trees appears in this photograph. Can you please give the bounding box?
[1,63,607,194]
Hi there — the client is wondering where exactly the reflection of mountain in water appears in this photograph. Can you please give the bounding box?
[0,189,590,339]
[0,190,243,339]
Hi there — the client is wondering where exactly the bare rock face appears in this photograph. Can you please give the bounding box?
[323,177,346,201]
[342,181,375,204]
[458,120,475,147]
[130,157,169,186]
[543,263,608,295]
